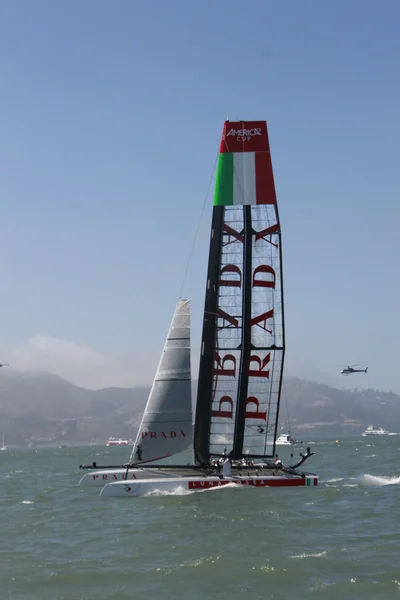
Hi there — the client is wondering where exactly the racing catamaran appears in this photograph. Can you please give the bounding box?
[100,119,318,497]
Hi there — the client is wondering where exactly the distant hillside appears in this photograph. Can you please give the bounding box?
[0,369,399,445]
[282,378,400,435]
[0,370,148,445]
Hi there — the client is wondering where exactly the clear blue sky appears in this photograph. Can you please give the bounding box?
[1,0,400,391]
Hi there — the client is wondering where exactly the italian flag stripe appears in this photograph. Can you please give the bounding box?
[214,152,277,206]
[214,153,234,205]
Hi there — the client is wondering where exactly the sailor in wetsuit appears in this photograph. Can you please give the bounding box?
[136,445,142,461]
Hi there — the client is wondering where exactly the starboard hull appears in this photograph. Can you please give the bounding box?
[100,474,318,497]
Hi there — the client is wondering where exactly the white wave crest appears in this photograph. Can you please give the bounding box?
[144,486,194,497]
[290,551,327,559]
[359,474,400,486]
[144,481,252,497]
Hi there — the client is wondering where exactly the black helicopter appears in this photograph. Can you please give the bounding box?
[340,364,368,375]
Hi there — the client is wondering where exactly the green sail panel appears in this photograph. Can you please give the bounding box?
[214,153,258,206]
[214,153,234,206]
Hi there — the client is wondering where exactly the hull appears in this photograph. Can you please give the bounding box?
[79,464,289,487]
[100,474,318,497]
[79,467,198,487]
[276,441,294,446]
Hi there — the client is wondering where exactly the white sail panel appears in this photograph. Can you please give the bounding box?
[243,205,284,455]
[208,207,244,456]
[130,299,192,463]
[233,153,256,205]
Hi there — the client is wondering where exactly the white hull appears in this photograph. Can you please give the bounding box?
[79,467,197,487]
[276,441,294,446]
[106,439,133,447]
[100,474,318,497]
[362,432,396,436]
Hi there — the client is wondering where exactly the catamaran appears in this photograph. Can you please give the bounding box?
[99,119,318,497]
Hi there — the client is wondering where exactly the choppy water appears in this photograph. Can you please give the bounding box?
[1,437,400,599]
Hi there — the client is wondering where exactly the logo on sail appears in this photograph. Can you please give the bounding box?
[141,430,187,439]
[226,127,262,142]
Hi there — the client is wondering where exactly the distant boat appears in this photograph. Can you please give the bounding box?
[362,425,396,436]
[276,434,301,446]
[0,435,7,451]
[105,437,133,447]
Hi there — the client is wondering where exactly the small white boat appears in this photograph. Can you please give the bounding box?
[105,437,133,447]
[276,434,301,446]
[0,435,7,451]
[362,425,396,436]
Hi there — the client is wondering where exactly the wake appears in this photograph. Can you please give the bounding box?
[357,473,400,486]
[144,482,250,497]
[325,474,400,487]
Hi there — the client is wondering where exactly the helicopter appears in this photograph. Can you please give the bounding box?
[340,364,368,375]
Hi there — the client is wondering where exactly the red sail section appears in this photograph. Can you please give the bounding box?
[219,120,270,154]
[255,151,277,205]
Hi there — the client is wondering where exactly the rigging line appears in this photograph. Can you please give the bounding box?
[178,152,219,299]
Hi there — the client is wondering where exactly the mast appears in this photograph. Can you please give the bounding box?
[232,204,252,459]
[194,120,285,465]
[193,208,224,466]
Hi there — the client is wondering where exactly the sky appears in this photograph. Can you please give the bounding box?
[1,0,400,392]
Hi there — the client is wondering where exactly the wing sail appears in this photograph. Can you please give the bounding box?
[194,121,285,464]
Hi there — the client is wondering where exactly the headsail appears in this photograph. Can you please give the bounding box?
[130,299,193,463]
[194,121,285,465]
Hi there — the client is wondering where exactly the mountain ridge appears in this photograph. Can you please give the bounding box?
[0,369,398,445]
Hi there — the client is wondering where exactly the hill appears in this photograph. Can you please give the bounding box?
[0,370,399,445]
[0,370,148,445]
[282,377,400,435]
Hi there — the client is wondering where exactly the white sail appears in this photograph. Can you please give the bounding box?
[129,298,192,464]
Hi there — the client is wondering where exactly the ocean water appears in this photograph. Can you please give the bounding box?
[1,437,400,599]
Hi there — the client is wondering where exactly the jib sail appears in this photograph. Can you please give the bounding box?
[131,299,193,463]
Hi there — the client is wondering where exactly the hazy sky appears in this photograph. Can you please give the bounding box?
[1,1,399,391]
